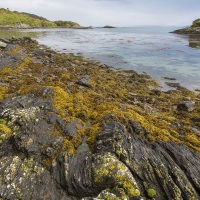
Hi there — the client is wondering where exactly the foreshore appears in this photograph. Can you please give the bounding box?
[0,37,200,199]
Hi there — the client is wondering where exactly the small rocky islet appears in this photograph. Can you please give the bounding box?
[0,37,199,200]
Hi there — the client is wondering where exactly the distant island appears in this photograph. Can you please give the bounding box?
[103,25,115,28]
[0,8,90,29]
[172,18,200,34]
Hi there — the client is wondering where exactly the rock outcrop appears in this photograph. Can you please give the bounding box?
[172,27,200,34]
[0,98,200,199]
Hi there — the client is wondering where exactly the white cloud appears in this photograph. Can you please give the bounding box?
[0,0,200,26]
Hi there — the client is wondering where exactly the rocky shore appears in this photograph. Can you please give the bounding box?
[0,37,200,200]
[172,26,200,34]
[172,18,200,34]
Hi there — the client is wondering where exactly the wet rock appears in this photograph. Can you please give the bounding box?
[177,101,195,112]
[76,78,92,88]
[64,120,79,139]
[162,76,176,80]
[0,41,7,48]
[93,122,200,200]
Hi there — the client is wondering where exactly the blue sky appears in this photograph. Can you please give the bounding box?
[1,0,200,26]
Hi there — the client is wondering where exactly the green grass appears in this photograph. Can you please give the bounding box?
[192,18,200,27]
[0,8,81,28]
[0,8,55,27]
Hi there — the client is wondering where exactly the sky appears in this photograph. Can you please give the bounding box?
[0,0,200,27]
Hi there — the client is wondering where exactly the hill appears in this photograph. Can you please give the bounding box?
[0,8,84,29]
[0,8,55,28]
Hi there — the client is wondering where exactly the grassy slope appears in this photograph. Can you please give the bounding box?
[0,8,81,28]
[192,18,200,27]
[0,8,55,27]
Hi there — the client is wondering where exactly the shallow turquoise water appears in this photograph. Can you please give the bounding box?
[1,27,200,90]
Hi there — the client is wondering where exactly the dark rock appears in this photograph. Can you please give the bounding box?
[162,77,176,80]
[76,78,92,88]
[93,122,200,200]
[177,101,195,112]
[128,120,144,135]
[0,94,200,200]
[64,120,79,139]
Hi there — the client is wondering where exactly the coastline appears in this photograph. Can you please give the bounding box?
[0,37,200,199]
[172,26,200,34]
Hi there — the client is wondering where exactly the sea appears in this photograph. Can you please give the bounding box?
[1,26,200,91]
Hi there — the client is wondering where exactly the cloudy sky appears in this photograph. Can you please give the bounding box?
[1,0,200,27]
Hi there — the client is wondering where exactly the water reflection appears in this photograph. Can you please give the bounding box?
[188,34,200,49]
[0,29,47,39]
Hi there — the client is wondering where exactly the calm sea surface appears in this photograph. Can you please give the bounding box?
[1,27,200,90]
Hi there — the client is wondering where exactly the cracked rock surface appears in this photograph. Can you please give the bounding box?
[0,96,199,199]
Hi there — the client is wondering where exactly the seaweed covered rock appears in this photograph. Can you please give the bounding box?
[52,121,200,199]
[93,121,200,200]
[0,37,200,200]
